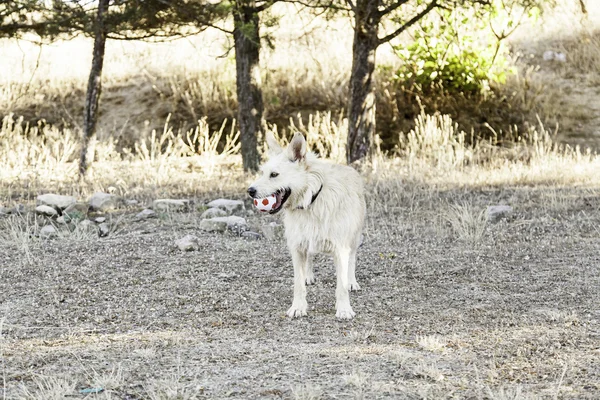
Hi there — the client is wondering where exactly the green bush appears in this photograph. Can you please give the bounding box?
[393,4,521,94]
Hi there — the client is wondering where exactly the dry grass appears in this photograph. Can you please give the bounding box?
[445,202,488,243]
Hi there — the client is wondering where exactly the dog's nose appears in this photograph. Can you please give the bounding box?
[247,187,257,198]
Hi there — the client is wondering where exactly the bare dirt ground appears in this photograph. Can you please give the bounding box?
[1,183,599,399]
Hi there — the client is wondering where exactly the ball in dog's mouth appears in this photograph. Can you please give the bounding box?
[253,188,291,214]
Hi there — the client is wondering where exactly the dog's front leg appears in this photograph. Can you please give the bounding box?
[348,245,360,291]
[305,255,315,285]
[334,247,355,320]
[287,248,308,318]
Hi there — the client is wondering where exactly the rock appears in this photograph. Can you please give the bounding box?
[56,216,68,224]
[89,192,122,211]
[543,50,554,61]
[95,217,106,223]
[126,199,138,206]
[200,218,228,233]
[241,231,262,240]
[35,205,58,217]
[153,199,191,213]
[261,222,284,240]
[0,206,9,215]
[39,225,58,239]
[37,194,76,210]
[78,220,96,230]
[206,199,245,215]
[554,52,567,62]
[219,215,248,233]
[200,216,247,233]
[543,50,567,62]
[175,234,200,251]
[201,207,227,219]
[64,202,89,221]
[98,223,110,237]
[135,209,157,220]
[487,205,513,223]
[10,204,26,214]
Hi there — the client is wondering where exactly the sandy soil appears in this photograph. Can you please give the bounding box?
[1,184,599,399]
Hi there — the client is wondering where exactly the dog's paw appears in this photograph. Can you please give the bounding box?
[287,302,308,318]
[305,275,316,285]
[335,306,355,320]
[349,282,361,291]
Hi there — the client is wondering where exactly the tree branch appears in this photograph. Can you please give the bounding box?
[378,0,438,45]
[345,0,356,13]
[377,0,410,18]
[281,0,352,12]
[255,0,279,13]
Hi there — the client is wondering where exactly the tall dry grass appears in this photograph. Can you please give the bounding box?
[0,105,598,205]
[0,1,598,204]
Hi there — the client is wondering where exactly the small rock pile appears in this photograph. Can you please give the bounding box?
[3,192,285,246]
[32,192,118,238]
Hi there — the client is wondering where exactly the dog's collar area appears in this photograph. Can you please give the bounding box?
[297,185,323,210]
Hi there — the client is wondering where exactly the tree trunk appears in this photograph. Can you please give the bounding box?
[79,0,109,177]
[233,2,263,173]
[347,0,380,165]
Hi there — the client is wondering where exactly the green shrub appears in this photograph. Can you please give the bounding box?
[393,3,525,94]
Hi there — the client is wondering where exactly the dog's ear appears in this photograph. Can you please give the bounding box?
[287,132,307,162]
[265,131,283,156]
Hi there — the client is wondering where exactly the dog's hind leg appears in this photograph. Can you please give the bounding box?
[348,245,360,291]
[334,247,355,320]
[287,248,309,318]
[305,255,315,285]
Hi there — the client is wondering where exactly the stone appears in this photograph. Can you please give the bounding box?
[95,217,106,223]
[89,192,121,211]
[0,206,9,215]
[39,225,58,239]
[261,222,284,240]
[487,205,513,223]
[98,223,110,237]
[175,234,200,251]
[135,209,157,220]
[64,202,89,221]
[199,218,228,233]
[206,199,245,215]
[78,220,95,229]
[241,231,262,241]
[215,216,248,233]
[56,216,68,224]
[543,50,567,62]
[10,204,25,214]
[153,199,190,213]
[35,205,58,217]
[37,194,76,210]
[201,207,227,219]
[543,50,555,61]
[126,199,138,206]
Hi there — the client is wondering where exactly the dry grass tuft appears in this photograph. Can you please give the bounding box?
[416,335,447,353]
[143,372,205,400]
[291,383,323,400]
[14,375,76,400]
[444,202,487,243]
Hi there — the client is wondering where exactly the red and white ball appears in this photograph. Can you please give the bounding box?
[253,194,277,212]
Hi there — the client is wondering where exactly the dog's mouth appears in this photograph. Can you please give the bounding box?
[269,188,291,214]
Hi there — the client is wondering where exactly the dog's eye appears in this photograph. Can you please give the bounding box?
[270,172,279,178]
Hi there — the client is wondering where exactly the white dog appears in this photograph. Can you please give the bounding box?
[248,132,366,319]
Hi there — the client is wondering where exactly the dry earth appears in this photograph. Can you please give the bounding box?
[1,184,600,399]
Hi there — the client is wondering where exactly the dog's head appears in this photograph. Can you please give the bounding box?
[247,132,317,214]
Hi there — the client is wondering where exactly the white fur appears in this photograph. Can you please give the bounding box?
[249,132,366,320]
